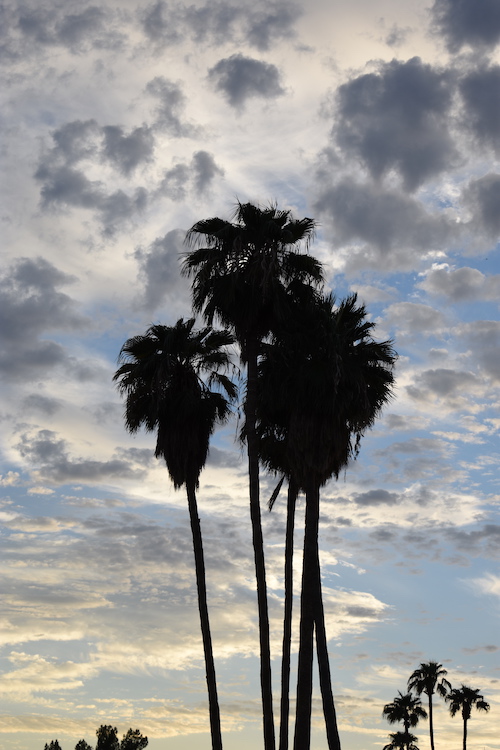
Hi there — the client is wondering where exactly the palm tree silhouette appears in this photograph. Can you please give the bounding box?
[183,201,321,750]
[255,293,396,750]
[114,319,237,750]
[383,731,420,750]
[408,661,451,750]
[383,691,427,738]
[446,684,490,750]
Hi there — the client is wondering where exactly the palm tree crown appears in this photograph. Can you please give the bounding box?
[447,685,490,721]
[408,662,451,700]
[383,691,427,733]
[182,200,322,353]
[114,319,236,488]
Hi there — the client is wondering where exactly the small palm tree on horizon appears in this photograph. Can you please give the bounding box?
[114,319,237,750]
[408,661,451,750]
[446,684,490,750]
[383,691,427,748]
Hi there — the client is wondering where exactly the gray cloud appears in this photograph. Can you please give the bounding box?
[381,302,448,335]
[208,54,285,109]
[408,368,481,399]
[134,229,188,311]
[463,173,500,239]
[17,429,146,485]
[332,57,457,191]
[22,394,63,417]
[315,179,453,272]
[456,321,500,381]
[155,151,224,202]
[431,0,500,53]
[141,1,301,51]
[145,77,197,136]
[0,257,89,381]
[353,489,400,506]
[10,3,124,57]
[418,265,500,302]
[459,66,500,153]
[192,150,225,194]
[102,125,155,176]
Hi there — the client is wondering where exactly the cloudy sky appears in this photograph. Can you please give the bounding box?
[1,0,500,748]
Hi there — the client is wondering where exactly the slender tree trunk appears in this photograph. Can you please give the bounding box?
[462,716,467,750]
[279,479,298,750]
[314,562,341,750]
[428,694,434,750]
[245,339,275,750]
[293,482,320,750]
[186,483,223,750]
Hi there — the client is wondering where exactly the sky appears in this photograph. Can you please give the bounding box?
[1,0,500,748]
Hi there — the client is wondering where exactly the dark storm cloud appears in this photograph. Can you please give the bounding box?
[0,257,89,381]
[333,57,456,191]
[418,265,500,302]
[431,0,500,53]
[463,173,500,239]
[141,0,301,51]
[459,66,500,153]
[456,321,500,381]
[353,489,400,506]
[134,229,189,311]
[102,125,155,176]
[314,179,453,271]
[145,77,197,137]
[17,429,146,484]
[208,54,285,109]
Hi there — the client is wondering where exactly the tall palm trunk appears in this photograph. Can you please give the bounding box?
[293,482,320,750]
[245,339,275,750]
[462,715,467,750]
[427,694,434,750]
[314,564,341,750]
[279,479,298,750]
[186,482,223,750]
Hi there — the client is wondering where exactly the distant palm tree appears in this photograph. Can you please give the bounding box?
[383,691,427,737]
[446,684,490,750]
[255,293,396,750]
[114,319,236,750]
[383,731,420,750]
[408,661,451,750]
[183,201,321,750]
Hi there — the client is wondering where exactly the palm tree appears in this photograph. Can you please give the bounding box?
[383,691,427,737]
[255,293,396,750]
[114,319,237,750]
[183,201,321,750]
[446,684,490,750]
[383,731,420,750]
[408,661,451,750]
